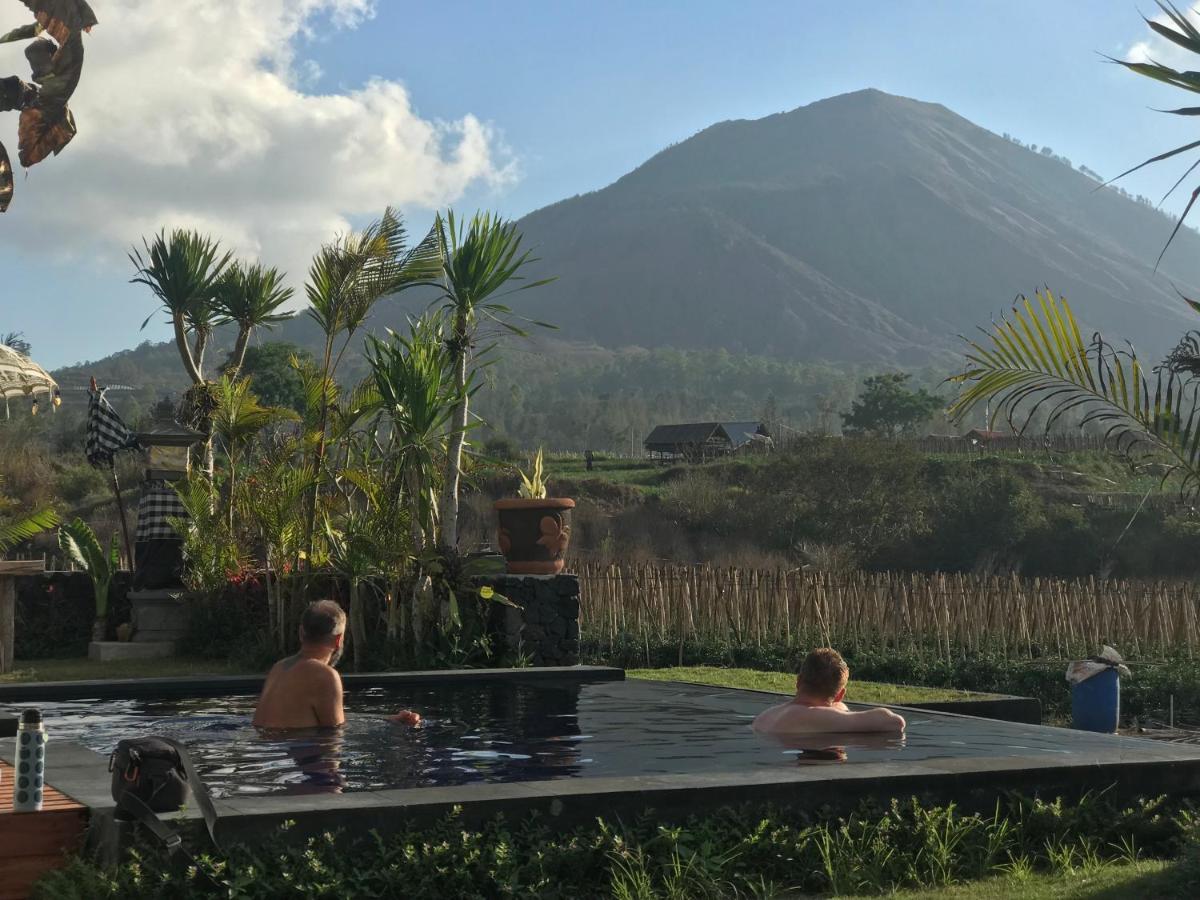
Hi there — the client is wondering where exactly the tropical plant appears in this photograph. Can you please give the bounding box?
[130,229,233,476]
[300,208,440,568]
[57,517,118,642]
[357,315,465,550]
[323,513,379,672]
[425,210,555,550]
[247,455,316,651]
[209,375,298,528]
[517,447,548,499]
[949,289,1200,492]
[0,331,30,355]
[170,472,244,595]
[1109,1,1200,264]
[0,470,57,552]
[130,229,232,387]
[213,262,295,377]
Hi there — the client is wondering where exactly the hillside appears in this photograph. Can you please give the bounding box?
[511,89,1200,363]
[53,88,1200,406]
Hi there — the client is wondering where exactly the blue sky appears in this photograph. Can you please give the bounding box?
[3,0,1197,369]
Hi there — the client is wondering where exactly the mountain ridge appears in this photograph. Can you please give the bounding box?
[54,89,1200,386]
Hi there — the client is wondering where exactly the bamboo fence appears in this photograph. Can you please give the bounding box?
[575,562,1200,660]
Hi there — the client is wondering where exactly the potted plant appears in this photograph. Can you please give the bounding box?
[494,449,574,575]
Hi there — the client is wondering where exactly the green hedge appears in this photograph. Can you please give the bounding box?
[32,794,1200,899]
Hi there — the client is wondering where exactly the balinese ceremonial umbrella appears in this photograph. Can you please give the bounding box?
[0,343,58,418]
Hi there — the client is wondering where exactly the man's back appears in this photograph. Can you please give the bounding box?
[253,655,344,729]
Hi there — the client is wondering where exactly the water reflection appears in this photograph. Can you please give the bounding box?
[758,731,907,765]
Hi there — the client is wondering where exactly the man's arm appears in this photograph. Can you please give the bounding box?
[311,667,345,727]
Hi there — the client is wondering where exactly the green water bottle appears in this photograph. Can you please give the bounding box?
[13,708,46,812]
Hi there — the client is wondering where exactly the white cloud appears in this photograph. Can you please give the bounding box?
[0,0,513,285]
[1125,6,1200,67]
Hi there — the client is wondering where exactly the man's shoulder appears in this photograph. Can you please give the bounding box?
[291,657,341,683]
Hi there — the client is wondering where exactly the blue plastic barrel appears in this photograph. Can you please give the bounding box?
[1071,667,1119,733]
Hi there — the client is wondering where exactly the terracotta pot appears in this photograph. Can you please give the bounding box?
[494,498,575,575]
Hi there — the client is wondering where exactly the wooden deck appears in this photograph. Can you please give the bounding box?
[0,759,88,900]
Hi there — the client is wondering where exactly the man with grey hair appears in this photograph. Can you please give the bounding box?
[253,600,420,729]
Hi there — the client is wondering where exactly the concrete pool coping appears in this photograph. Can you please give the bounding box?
[0,664,625,703]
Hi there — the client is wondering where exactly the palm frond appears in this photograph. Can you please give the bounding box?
[0,505,57,552]
[951,288,1200,495]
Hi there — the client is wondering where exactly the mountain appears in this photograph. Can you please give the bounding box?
[56,88,1200,400]
[509,88,1200,364]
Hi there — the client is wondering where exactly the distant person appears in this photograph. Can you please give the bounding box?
[753,648,906,735]
[253,600,420,730]
[585,449,594,471]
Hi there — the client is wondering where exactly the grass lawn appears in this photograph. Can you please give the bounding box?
[1,657,249,683]
[627,665,994,704]
[844,858,1194,899]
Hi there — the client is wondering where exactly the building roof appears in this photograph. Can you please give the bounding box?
[644,421,769,450]
[720,421,769,449]
[644,423,723,447]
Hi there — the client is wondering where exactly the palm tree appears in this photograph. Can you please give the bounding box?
[213,262,295,377]
[300,208,439,564]
[130,229,232,386]
[355,314,466,650]
[425,210,554,550]
[358,314,464,550]
[130,229,233,475]
[210,375,298,529]
[0,332,30,355]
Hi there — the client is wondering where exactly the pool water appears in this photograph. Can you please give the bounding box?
[0,680,1148,797]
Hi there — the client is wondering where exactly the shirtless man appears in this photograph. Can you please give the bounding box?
[253,600,420,729]
[753,648,906,735]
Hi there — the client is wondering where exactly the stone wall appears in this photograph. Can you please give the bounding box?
[476,574,580,667]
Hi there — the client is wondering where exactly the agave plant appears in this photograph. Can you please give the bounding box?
[57,517,118,642]
[950,289,1200,495]
[517,447,548,499]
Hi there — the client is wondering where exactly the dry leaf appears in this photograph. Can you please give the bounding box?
[18,103,75,167]
[0,142,12,212]
[20,0,97,46]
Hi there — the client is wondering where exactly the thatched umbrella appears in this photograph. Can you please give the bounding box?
[0,342,58,417]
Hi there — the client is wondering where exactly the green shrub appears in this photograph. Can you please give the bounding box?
[32,794,1200,899]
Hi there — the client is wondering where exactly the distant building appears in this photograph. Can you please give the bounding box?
[643,421,772,462]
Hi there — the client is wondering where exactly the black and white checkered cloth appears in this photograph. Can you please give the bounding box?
[85,388,139,467]
[135,479,189,541]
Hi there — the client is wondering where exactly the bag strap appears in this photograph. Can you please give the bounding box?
[158,736,219,844]
[115,737,223,892]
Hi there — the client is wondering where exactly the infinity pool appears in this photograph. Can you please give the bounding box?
[0,679,1166,798]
